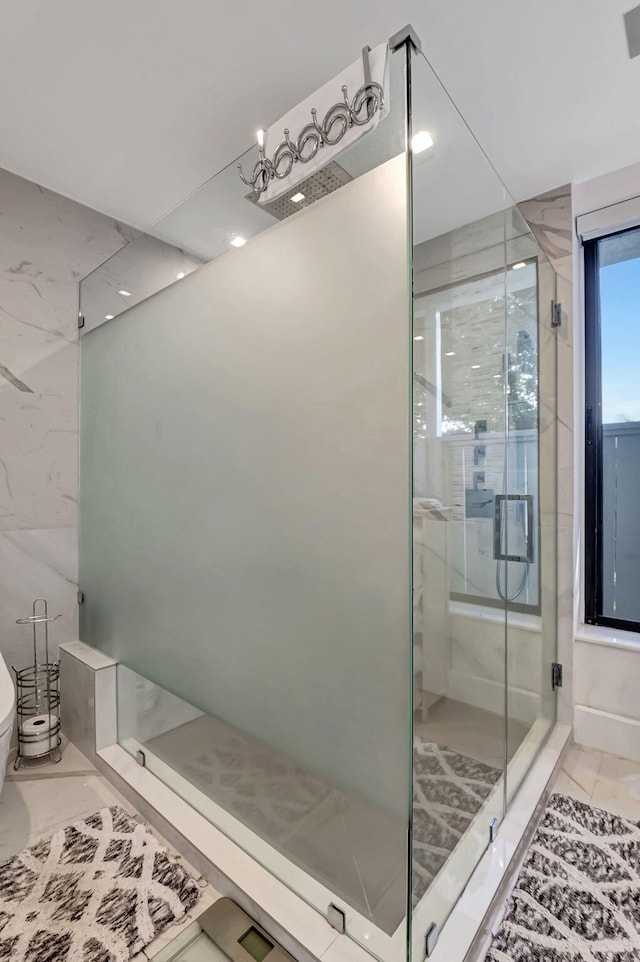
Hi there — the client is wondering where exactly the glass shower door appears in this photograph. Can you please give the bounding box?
[409,43,558,952]
[504,241,558,804]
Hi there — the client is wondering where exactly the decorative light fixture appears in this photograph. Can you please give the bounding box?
[118,290,131,296]
[238,46,383,196]
[471,364,481,369]
[230,236,247,248]
[411,130,434,154]
[290,192,305,203]
[512,262,526,270]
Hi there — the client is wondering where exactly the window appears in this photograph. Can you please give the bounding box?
[585,225,640,631]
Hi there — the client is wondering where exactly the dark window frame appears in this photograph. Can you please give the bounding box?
[584,227,640,633]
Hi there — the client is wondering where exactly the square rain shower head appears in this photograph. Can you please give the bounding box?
[624,4,640,58]
[245,162,353,221]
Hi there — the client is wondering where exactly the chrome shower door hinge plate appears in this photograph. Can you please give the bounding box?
[489,817,500,842]
[327,903,346,934]
[78,314,85,330]
[77,590,85,605]
[551,300,562,328]
[425,922,438,957]
[136,750,146,767]
[552,662,563,690]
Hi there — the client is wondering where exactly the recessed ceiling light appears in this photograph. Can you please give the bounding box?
[411,130,434,154]
[176,272,185,279]
[493,373,501,378]
[105,314,114,320]
[414,335,424,341]
[291,192,305,203]
[230,236,246,248]
[445,351,455,357]
[471,364,481,369]
[512,262,526,270]
[118,289,131,296]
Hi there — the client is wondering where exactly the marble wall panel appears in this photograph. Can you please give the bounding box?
[0,166,133,672]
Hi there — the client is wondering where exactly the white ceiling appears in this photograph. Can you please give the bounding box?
[1,0,638,229]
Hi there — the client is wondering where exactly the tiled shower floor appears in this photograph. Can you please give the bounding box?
[141,700,530,931]
[415,697,529,771]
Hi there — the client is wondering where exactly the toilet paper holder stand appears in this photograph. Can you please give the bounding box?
[13,598,62,770]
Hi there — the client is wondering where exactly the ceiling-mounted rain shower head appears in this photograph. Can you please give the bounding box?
[245,161,353,221]
[624,4,640,58]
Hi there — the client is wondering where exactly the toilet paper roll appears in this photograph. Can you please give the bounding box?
[19,713,59,757]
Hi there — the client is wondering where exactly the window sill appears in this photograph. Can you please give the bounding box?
[576,623,640,654]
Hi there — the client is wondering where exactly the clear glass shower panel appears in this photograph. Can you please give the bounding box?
[409,41,558,951]
[410,47,511,946]
[79,43,412,958]
[79,50,409,334]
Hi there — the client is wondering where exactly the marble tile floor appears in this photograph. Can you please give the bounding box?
[1,737,220,960]
[553,742,640,822]
[469,741,640,960]
[6,737,627,962]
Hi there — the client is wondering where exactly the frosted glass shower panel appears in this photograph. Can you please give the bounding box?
[79,155,411,821]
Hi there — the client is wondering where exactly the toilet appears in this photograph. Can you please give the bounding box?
[0,653,16,793]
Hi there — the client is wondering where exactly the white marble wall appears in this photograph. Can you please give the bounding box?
[0,167,134,673]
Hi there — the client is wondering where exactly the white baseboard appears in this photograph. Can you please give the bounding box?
[574,704,640,762]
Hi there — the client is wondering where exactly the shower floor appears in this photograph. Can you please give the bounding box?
[415,696,529,770]
[140,699,531,933]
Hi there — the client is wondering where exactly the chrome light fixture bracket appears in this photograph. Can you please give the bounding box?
[237,46,383,196]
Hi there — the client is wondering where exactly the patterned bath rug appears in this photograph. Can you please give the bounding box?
[0,805,199,962]
[485,792,640,961]
[413,740,502,904]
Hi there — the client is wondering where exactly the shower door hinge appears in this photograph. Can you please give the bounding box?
[77,590,85,605]
[78,313,85,330]
[551,662,563,690]
[136,750,146,767]
[425,922,438,958]
[327,903,346,934]
[489,817,500,842]
[551,300,562,328]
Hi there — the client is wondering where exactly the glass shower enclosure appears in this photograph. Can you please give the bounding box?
[78,29,558,962]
